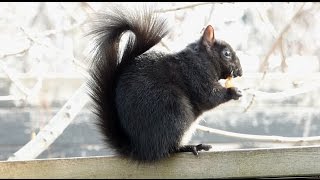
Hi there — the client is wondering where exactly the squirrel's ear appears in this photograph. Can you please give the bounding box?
[202,25,215,46]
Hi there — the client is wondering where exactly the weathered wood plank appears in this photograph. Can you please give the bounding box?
[0,146,320,179]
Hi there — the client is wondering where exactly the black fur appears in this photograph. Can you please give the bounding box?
[87,7,243,163]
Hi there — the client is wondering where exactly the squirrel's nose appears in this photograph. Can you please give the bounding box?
[235,68,242,77]
[238,69,243,77]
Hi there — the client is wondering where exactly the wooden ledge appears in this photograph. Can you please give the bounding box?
[1,146,320,179]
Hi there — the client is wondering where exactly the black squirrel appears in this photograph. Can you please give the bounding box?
[87,7,243,163]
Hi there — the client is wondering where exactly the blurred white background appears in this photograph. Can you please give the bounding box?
[0,2,320,160]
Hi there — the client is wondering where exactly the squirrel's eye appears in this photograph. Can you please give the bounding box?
[222,48,232,60]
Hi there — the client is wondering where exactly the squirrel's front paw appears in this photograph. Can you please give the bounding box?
[227,87,242,100]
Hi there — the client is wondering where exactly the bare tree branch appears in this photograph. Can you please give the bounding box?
[255,4,278,39]
[6,2,95,160]
[0,42,31,59]
[159,40,171,53]
[258,3,306,73]
[197,124,320,144]
[7,83,89,161]
[243,95,256,113]
[30,2,53,30]
[155,2,215,13]
[80,2,96,16]
[244,80,320,100]
[18,25,89,77]
[279,37,288,73]
[204,4,215,26]
[36,21,85,38]
[244,3,308,112]
[58,3,83,23]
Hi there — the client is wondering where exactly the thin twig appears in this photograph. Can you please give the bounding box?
[204,4,215,26]
[197,125,320,144]
[244,81,320,100]
[159,40,171,53]
[255,5,278,39]
[36,21,85,38]
[80,2,96,16]
[243,95,256,113]
[0,60,46,102]
[244,3,307,112]
[279,37,288,73]
[0,41,32,59]
[30,2,53,30]
[259,3,306,72]
[155,2,215,13]
[18,26,89,75]
[58,3,82,23]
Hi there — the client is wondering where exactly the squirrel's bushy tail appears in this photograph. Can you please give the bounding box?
[87,6,169,157]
